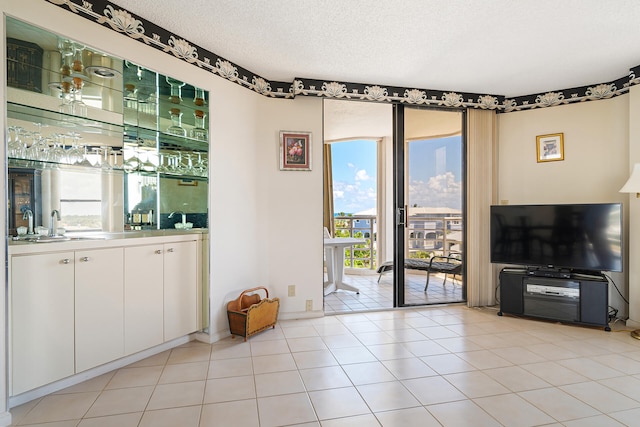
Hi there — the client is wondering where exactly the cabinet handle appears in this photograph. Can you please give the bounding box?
[167,248,174,253]
[155,250,163,254]
[61,258,71,264]
[80,256,90,262]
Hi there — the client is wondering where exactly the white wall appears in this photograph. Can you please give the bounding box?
[256,96,324,317]
[497,96,630,317]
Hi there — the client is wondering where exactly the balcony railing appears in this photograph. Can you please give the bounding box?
[333,215,376,269]
[332,214,463,270]
[407,216,463,259]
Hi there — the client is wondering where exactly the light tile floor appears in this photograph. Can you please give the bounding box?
[9,305,640,426]
[324,271,464,314]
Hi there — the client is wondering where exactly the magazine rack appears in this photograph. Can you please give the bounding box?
[227,286,280,341]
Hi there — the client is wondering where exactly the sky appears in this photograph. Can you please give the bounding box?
[331,136,462,214]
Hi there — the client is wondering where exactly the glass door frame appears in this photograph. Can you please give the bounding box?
[392,104,468,307]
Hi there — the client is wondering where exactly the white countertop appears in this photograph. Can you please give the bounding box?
[8,229,208,255]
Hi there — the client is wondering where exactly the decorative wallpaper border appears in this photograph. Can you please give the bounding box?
[46,0,294,98]
[47,0,640,113]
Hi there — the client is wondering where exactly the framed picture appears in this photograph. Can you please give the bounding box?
[279,131,312,171]
[536,133,564,162]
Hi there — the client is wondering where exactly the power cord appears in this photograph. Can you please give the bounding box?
[603,273,628,305]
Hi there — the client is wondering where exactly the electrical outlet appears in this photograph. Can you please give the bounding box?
[306,300,313,311]
[500,200,509,205]
[288,285,296,297]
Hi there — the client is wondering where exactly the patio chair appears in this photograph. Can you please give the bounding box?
[376,252,462,291]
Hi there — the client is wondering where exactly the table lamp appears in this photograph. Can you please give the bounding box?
[620,163,640,339]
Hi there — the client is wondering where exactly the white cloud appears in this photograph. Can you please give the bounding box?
[333,171,460,213]
[409,172,462,209]
[333,180,377,213]
[355,169,371,181]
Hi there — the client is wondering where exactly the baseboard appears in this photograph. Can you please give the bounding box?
[278,310,324,320]
[0,411,11,426]
[626,318,640,329]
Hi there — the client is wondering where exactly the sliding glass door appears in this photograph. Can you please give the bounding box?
[393,105,466,306]
[322,100,464,313]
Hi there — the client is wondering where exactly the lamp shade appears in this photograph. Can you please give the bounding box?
[620,163,640,193]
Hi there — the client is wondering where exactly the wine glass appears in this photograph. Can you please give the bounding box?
[194,152,208,177]
[7,126,25,159]
[182,153,194,176]
[75,144,94,167]
[66,131,84,165]
[99,146,113,170]
[122,147,140,172]
[139,148,156,172]
[49,133,68,163]
[25,132,47,161]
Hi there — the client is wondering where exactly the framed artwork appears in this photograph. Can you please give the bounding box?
[536,133,564,162]
[279,131,312,171]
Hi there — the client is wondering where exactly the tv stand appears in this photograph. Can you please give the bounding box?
[498,268,610,331]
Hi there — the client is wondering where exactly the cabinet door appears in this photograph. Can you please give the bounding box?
[580,280,609,326]
[11,252,75,395]
[164,240,198,341]
[499,271,525,315]
[75,248,125,372]
[124,244,164,354]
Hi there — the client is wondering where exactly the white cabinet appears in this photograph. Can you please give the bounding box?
[164,240,198,341]
[124,240,198,350]
[9,234,202,396]
[75,248,124,372]
[10,252,75,395]
[124,244,164,355]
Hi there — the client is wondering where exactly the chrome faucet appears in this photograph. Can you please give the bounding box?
[49,209,61,237]
[22,209,34,235]
[168,210,186,225]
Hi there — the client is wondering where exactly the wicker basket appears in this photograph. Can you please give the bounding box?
[227,287,280,341]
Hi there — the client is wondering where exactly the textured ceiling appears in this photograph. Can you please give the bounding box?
[109,0,640,98]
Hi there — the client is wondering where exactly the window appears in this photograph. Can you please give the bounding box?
[58,170,102,231]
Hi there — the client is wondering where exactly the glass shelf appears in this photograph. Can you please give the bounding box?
[7,102,124,139]
[121,168,208,180]
[124,125,208,152]
[8,156,124,174]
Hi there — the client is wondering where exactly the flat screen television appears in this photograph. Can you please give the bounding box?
[490,203,622,273]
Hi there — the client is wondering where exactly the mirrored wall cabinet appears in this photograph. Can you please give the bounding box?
[6,17,209,235]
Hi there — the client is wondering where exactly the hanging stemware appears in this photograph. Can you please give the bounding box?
[25,129,47,161]
[139,148,157,172]
[99,146,113,170]
[50,133,68,163]
[7,126,25,159]
[122,146,141,173]
[66,131,84,165]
